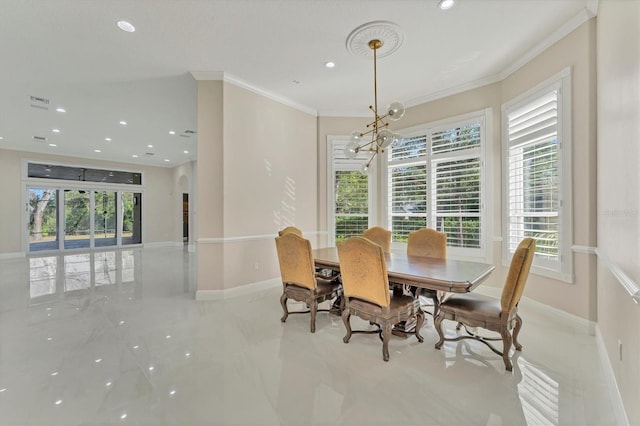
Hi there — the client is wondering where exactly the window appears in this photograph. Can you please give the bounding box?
[385,110,489,260]
[502,69,572,282]
[327,136,375,246]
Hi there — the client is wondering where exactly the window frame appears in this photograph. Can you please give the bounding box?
[381,109,492,262]
[327,135,377,247]
[501,67,573,282]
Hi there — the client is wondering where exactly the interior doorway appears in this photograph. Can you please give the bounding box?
[182,193,189,242]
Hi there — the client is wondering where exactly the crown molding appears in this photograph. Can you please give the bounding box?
[223,73,318,117]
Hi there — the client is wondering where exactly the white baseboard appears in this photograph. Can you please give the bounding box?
[0,252,25,260]
[595,325,629,426]
[143,241,184,249]
[196,278,281,301]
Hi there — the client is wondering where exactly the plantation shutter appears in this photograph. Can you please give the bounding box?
[431,123,482,248]
[332,140,369,242]
[506,89,559,260]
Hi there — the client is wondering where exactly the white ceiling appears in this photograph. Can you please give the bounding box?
[0,0,596,168]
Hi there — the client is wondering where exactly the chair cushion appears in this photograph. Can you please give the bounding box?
[348,294,418,319]
[316,278,340,296]
[439,293,502,322]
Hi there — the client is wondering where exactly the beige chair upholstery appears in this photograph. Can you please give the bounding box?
[275,233,342,333]
[407,228,447,258]
[363,226,392,253]
[337,236,424,361]
[434,238,536,371]
[278,226,303,237]
[405,228,447,316]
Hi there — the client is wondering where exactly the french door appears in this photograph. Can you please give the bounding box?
[28,187,142,252]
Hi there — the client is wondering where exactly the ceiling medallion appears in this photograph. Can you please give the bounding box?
[346,21,404,59]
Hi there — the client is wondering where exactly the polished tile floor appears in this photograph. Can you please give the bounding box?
[0,246,624,425]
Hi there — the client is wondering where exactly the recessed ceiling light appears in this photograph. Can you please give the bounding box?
[132,154,138,158]
[119,120,127,126]
[56,107,66,113]
[169,130,176,135]
[117,20,135,33]
[164,159,170,162]
[325,61,336,68]
[52,129,60,133]
[94,149,102,153]
[437,0,455,10]
[105,137,112,141]
[0,136,3,140]
[183,150,189,154]
[48,143,57,147]
[147,144,153,148]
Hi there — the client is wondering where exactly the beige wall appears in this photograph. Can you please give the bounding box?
[501,20,598,321]
[195,81,318,292]
[0,148,182,255]
[596,1,640,424]
[317,21,597,320]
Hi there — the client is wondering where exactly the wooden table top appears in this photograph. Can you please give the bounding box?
[313,247,495,293]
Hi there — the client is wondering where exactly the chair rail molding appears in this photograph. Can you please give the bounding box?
[595,248,640,304]
[197,231,327,244]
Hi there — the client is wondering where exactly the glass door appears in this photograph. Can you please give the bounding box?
[94,191,117,247]
[63,190,90,250]
[122,192,142,245]
[29,188,58,252]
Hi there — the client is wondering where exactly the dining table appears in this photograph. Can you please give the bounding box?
[313,247,496,294]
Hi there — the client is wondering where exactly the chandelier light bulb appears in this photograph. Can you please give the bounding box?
[376,128,395,149]
[361,162,371,175]
[351,131,362,144]
[387,102,405,121]
[345,142,359,159]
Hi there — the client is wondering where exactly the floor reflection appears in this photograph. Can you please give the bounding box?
[518,357,560,425]
[29,250,140,303]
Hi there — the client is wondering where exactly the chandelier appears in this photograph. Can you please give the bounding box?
[345,22,405,173]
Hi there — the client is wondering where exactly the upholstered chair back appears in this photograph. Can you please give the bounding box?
[363,226,392,253]
[500,238,536,314]
[407,228,447,259]
[337,236,391,308]
[278,226,303,237]
[275,233,317,291]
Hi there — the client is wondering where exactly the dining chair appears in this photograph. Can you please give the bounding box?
[278,226,303,237]
[405,228,447,316]
[434,238,536,371]
[275,232,342,333]
[363,226,391,253]
[337,236,424,361]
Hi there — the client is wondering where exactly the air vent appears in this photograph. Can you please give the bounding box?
[32,135,48,142]
[184,130,196,134]
[144,152,155,156]
[29,95,50,110]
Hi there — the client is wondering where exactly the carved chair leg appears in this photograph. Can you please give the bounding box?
[415,311,425,343]
[500,327,514,371]
[382,323,392,362]
[434,314,445,349]
[280,292,289,323]
[310,301,317,333]
[430,293,439,318]
[342,309,352,343]
[513,314,523,351]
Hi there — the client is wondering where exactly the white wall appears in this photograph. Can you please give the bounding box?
[596,1,640,424]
